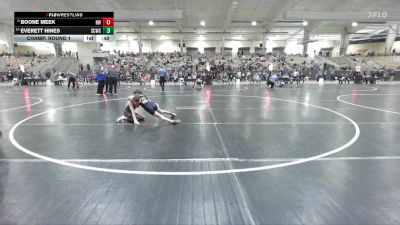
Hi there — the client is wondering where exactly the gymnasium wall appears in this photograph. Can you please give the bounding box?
[0,44,8,53]
[11,38,393,59]
[346,41,400,55]
[346,42,386,55]
[13,42,55,55]
[391,41,400,53]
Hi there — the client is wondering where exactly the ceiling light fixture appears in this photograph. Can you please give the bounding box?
[352,22,358,27]
[149,20,154,26]
[251,21,257,26]
[200,20,205,27]
[233,1,238,8]
[302,21,308,26]
[160,35,169,40]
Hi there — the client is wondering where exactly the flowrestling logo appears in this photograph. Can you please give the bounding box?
[367,11,388,18]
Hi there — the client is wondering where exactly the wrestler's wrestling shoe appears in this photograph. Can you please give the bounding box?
[170,113,177,119]
[171,119,181,124]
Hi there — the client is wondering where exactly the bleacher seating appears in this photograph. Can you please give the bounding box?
[3,56,53,72]
[1,51,399,85]
[371,56,400,70]
[0,57,6,71]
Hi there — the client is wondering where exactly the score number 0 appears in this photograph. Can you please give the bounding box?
[102,18,114,26]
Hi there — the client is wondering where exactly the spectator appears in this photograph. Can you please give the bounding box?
[7,70,13,83]
[96,67,106,95]
[67,73,77,89]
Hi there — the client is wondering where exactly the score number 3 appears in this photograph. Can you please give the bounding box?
[103,26,114,34]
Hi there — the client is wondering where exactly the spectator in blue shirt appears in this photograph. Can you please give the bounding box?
[96,67,106,95]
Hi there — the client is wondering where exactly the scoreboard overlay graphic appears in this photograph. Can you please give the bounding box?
[14,12,114,42]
